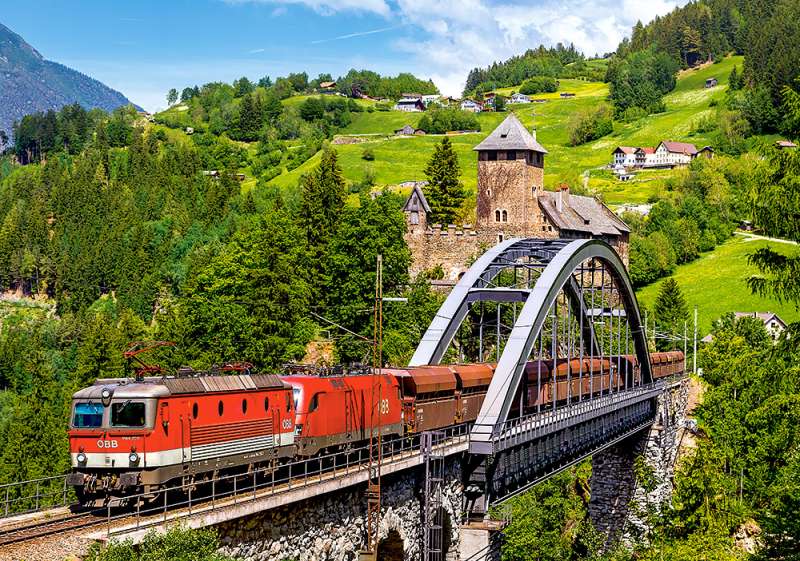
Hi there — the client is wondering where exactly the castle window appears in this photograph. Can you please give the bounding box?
[495,209,501,222]
[410,211,419,225]
[488,151,497,161]
[548,226,553,232]
[501,210,508,222]
[542,226,546,231]
[486,189,491,197]
[498,234,505,243]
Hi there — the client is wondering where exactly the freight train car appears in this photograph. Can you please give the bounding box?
[67,373,295,506]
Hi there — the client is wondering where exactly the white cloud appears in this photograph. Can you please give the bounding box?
[392,0,691,96]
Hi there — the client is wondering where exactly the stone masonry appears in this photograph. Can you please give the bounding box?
[403,113,630,281]
[218,459,464,561]
[588,378,690,547]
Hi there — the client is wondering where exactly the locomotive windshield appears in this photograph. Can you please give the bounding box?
[292,387,302,411]
[110,401,146,427]
[73,402,103,428]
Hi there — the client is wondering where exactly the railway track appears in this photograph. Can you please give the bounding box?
[0,511,106,547]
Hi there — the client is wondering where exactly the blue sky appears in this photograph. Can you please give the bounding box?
[2,0,689,112]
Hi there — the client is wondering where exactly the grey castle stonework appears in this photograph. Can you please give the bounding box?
[404,113,630,280]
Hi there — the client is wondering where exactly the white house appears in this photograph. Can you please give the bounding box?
[460,99,483,112]
[611,146,637,168]
[394,97,425,112]
[421,94,440,105]
[651,141,698,167]
[509,93,531,104]
[734,312,788,340]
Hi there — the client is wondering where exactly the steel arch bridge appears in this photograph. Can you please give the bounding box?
[410,237,678,517]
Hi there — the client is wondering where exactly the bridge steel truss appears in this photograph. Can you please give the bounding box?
[410,237,663,518]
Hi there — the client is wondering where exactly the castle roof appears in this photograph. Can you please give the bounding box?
[402,182,431,213]
[538,190,630,237]
[473,113,548,153]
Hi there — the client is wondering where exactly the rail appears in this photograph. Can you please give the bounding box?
[101,422,471,539]
[0,474,72,519]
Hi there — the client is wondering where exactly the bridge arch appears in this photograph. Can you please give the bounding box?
[410,238,651,451]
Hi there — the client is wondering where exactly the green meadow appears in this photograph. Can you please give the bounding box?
[636,235,800,336]
[267,56,742,208]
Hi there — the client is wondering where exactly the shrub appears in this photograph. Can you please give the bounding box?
[519,76,558,95]
[375,103,390,112]
[567,104,614,146]
[361,148,375,161]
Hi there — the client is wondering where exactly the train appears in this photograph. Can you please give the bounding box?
[67,351,684,506]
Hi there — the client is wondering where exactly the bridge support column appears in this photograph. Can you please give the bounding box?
[589,379,690,548]
[458,521,503,561]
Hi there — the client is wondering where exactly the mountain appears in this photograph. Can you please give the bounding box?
[0,21,137,139]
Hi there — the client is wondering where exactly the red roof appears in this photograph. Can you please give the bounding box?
[613,146,636,154]
[636,147,655,154]
[661,141,698,155]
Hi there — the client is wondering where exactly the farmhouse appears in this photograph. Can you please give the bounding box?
[319,81,337,92]
[776,140,798,149]
[635,147,656,168]
[560,92,576,98]
[394,96,425,112]
[704,312,787,343]
[705,78,718,88]
[460,99,483,112]
[612,146,637,168]
[509,93,531,104]
[403,113,630,280]
[651,141,699,167]
[394,124,426,136]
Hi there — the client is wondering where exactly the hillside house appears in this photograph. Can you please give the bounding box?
[560,92,575,98]
[612,146,637,168]
[403,113,630,280]
[460,99,483,112]
[635,147,656,168]
[704,312,787,344]
[421,94,441,105]
[651,141,699,167]
[395,96,426,112]
[509,93,531,104]
[776,140,798,149]
[705,78,718,88]
[319,81,337,93]
[696,146,714,159]
[395,124,416,136]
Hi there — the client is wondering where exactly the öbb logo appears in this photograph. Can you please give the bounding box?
[97,439,119,449]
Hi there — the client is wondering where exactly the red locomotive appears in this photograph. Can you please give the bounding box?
[67,351,684,506]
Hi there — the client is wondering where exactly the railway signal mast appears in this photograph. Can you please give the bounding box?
[362,255,384,560]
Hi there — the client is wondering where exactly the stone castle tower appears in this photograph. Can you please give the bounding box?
[404,113,630,281]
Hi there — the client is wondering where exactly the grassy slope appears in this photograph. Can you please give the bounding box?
[267,56,742,207]
[636,235,800,335]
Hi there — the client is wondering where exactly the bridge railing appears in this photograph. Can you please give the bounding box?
[470,378,686,455]
[0,475,72,519]
[100,422,471,539]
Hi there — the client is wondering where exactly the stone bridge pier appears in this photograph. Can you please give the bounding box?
[217,458,465,561]
[589,378,690,547]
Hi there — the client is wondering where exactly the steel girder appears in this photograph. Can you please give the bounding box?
[409,238,573,367]
[468,239,651,453]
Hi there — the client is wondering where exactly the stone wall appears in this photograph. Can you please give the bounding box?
[588,378,690,548]
[218,460,464,561]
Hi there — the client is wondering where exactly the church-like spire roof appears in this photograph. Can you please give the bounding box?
[473,112,548,153]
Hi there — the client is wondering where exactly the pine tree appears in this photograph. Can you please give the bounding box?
[167,88,178,106]
[424,137,464,224]
[653,278,689,351]
[298,147,347,301]
[728,65,742,90]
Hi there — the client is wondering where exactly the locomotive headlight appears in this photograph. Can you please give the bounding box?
[101,387,113,407]
[128,451,139,464]
[76,452,87,464]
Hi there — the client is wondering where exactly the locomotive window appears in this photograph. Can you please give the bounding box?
[218,400,224,416]
[110,401,146,427]
[291,389,299,412]
[308,393,320,413]
[264,396,269,411]
[73,402,103,428]
[242,399,248,414]
[192,403,199,419]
